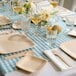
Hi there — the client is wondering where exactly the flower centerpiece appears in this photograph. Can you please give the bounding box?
[31,9,58,36]
[31,11,51,26]
[22,1,36,16]
[13,0,36,16]
[23,1,31,15]
[31,10,58,27]
[46,25,62,46]
[47,25,62,34]
[12,0,36,32]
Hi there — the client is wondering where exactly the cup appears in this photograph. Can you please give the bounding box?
[46,29,57,47]
[65,16,74,31]
[20,15,31,33]
[50,0,59,8]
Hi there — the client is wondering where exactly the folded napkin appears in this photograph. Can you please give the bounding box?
[43,49,72,71]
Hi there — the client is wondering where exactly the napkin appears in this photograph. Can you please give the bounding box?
[43,49,72,71]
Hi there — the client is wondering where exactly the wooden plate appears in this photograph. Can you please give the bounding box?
[60,39,76,59]
[16,55,47,72]
[0,15,11,25]
[0,33,35,54]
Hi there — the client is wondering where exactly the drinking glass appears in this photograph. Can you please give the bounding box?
[46,28,57,47]
[20,15,31,33]
[50,0,59,8]
[10,0,21,15]
[64,16,74,31]
[2,0,10,11]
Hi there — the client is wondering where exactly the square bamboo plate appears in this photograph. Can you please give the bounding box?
[0,33,35,54]
[60,39,76,59]
[16,56,47,72]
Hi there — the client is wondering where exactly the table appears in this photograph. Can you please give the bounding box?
[0,2,76,76]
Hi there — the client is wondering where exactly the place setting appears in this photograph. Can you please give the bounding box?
[16,52,47,73]
[43,40,76,71]
[63,14,76,37]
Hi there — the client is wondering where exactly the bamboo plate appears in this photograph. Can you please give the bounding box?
[60,39,76,59]
[16,55,47,72]
[0,33,35,54]
[0,15,11,25]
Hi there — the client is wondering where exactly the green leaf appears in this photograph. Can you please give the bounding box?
[50,11,58,15]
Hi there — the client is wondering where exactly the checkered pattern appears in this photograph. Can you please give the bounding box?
[0,4,75,75]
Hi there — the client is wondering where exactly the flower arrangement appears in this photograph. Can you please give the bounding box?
[31,11,51,26]
[11,0,20,6]
[31,10,57,26]
[47,25,62,34]
[13,6,25,14]
[13,0,36,15]
[23,2,31,14]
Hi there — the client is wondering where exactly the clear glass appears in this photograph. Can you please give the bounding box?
[64,16,74,31]
[50,0,59,8]
[2,0,10,11]
[10,0,21,15]
[46,29,57,47]
[20,15,31,33]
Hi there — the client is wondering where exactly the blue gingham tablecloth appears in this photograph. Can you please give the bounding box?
[0,4,75,75]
